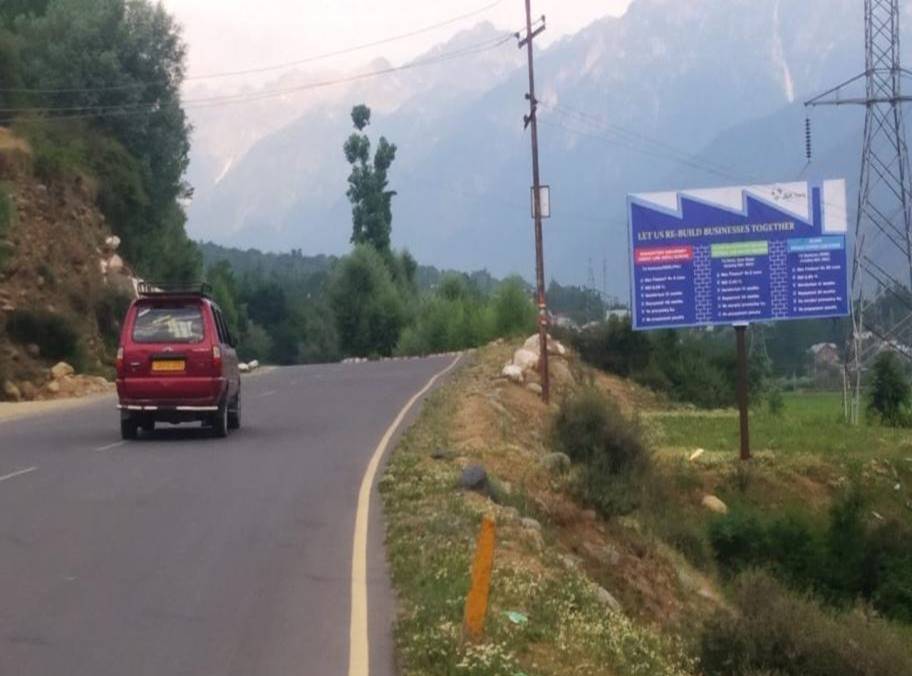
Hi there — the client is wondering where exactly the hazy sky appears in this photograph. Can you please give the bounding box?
[161,0,632,84]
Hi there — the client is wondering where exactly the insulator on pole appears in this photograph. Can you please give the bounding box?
[805,117,813,160]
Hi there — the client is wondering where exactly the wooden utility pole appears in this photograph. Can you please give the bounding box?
[519,1,550,403]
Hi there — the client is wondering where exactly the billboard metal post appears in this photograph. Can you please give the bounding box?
[735,324,751,461]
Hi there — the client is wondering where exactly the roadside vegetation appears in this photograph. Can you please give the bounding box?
[382,336,912,675]
[205,105,537,366]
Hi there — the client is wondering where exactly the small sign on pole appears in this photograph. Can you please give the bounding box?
[531,185,551,219]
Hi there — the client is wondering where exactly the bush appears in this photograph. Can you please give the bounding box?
[94,286,133,351]
[550,388,650,516]
[490,276,536,338]
[709,484,912,623]
[868,351,911,427]
[5,309,81,363]
[700,570,912,676]
[566,316,652,377]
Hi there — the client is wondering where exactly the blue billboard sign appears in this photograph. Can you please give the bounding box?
[628,180,850,330]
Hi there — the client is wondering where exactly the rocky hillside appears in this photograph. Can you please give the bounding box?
[0,127,135,402]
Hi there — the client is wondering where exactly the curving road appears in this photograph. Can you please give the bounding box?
[0,356,459,676]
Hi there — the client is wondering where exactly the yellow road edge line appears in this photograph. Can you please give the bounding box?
[348,354,463,676]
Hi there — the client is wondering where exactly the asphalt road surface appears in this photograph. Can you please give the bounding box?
[0,356,459,676]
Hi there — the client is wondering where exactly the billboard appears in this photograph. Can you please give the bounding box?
[628,180,849,330]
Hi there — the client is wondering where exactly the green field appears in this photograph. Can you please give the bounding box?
[651,391,912,458]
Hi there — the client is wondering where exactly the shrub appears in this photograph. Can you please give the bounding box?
[708,509,768,575]
[566,316,653,377]
[767,386,785,416]
[709,484,912,623]
[700,570,912,676]
[490,276,536,338]
[550,388,650,516]
[5,309,81,363]
[868,351,911,427]
[94,286,133,351]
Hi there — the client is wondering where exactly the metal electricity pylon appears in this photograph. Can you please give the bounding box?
[806,0,912,424]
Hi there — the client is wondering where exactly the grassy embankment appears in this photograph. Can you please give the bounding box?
[381,342,912,675]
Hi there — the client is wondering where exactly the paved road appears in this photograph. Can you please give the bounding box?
[0,356,458,676]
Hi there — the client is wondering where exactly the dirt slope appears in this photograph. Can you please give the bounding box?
[0,127,133,401]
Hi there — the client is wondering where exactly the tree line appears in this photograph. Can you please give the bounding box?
[1,0,200,282]
[205,105,537,364]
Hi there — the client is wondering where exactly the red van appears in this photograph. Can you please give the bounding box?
[116,283,241,439]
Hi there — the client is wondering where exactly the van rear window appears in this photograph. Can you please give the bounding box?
[132,305,205,343]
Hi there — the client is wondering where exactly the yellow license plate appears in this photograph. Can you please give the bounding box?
[152,359,185,372]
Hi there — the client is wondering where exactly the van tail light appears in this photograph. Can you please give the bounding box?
[115,347,124,377]
[212,345,222,371]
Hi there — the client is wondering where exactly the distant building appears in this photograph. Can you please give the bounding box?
[808,343,841,368]
[550,313,577,330]
[807,342,842,388]
[605,307,630,321]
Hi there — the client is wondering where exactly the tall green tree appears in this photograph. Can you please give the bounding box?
[9,0,198,282]
[343,104,397,252]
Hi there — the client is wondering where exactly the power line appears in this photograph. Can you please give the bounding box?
[542,104,852,223]
[0,0,507,95]
[548,102,755,182]
[0,33,514,118]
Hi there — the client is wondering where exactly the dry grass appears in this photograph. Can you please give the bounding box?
[382,342,706,675]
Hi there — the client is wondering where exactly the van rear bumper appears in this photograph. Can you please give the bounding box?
[117,404,219,412]
[117,376,228,409]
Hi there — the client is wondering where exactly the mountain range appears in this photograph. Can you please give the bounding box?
[184,0,911,295]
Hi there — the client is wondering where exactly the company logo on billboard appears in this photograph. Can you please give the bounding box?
[634,246,694,265]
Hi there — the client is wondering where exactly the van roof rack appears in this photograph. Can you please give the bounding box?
[137,282,213,298]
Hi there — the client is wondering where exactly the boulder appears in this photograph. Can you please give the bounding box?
[501,364,524,384]
[520,517,542,532]
[238,362,250,373]
[45,380,60,394]
[105,254,124,274]
[512,348,539,372]
[459,464,488,492]
[523,333,568,357]
[50,362,75,380]
[541,452,571,474]
[18,381,37,400]
[701,494,729,515]
[25,343,40,357]
[526,382,543,395]
[248,360,260,370]
[3,380,21,402]
[104,235,121,251]
[431,447,451,460]
[593,585,623,613]
[582,541,621,566]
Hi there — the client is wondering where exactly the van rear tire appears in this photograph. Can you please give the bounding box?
[212,404,229,438]
[121,417,138,440]
[228,395,241,430]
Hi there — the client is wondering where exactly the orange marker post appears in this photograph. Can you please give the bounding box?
[463,514,496,642]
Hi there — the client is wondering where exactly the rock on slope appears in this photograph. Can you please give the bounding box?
[0,127,134,401]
